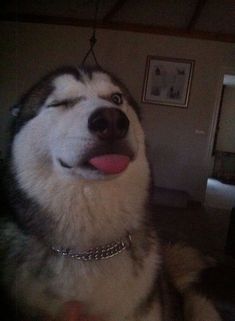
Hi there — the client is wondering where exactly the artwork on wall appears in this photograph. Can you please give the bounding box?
[142,56,194,108]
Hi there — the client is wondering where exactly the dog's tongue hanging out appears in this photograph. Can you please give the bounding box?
[89,154,130,174]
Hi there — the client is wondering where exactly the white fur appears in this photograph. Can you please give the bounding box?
[10,71,162,320]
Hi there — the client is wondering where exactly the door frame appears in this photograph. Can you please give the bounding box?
[206,68,235,167]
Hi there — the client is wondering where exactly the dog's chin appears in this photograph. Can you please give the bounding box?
[55,145,135,180]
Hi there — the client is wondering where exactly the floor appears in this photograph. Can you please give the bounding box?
[151,179,235,257]
[205,178,235,210]
[152,204,230,257]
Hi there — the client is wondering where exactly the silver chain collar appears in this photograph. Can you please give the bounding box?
[51,234,132,261]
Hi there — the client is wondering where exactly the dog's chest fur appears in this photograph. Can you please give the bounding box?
[6,220,161,321]
[4,168,162,320]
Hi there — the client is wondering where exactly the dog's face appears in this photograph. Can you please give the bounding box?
[11,67,146,182]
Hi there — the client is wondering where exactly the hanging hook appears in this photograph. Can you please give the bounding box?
[82,0,101,67]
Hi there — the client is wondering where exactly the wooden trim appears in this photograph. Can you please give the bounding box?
[103,0,127,22]
[1,13,235,43]
[187,0,207,30]
[212,85,225,155]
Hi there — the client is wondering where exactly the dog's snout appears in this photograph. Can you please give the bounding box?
[88,108,129,140]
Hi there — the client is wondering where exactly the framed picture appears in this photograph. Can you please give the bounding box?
[142,56,194,108]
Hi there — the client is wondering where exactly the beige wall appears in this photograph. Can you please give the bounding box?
[1,21,235,201]
[216,85,235,153]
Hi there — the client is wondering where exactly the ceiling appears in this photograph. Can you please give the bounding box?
[1,0,235,43]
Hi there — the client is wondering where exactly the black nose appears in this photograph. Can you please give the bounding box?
[88,108,129,141]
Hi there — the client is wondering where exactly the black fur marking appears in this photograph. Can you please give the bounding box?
[9,66,83,137]
[3,166,55,243]
[159,270,184,321]
[136,266,183,321]
[0,165,49,320]
[195,263,235,321]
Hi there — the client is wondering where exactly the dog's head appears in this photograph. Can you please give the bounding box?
[9,66,151,246]
[11,66,148,182]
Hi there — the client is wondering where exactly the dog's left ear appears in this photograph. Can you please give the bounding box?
[10,104,21,117]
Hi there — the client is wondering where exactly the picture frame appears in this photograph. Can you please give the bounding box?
[142,56,194,108]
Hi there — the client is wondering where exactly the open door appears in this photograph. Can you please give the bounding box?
[205,73,235,210]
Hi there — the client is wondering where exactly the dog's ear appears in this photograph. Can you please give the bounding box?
[10,104,21,117]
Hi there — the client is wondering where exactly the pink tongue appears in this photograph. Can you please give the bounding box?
[89,154,130,174]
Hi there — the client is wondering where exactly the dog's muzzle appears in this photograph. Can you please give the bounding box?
[58,107,133,175]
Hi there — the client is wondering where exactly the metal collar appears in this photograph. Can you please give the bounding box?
[52,234,132,261]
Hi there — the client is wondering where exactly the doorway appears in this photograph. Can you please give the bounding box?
[205,73,235,210]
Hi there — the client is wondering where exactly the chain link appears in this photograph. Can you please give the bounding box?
[52,234,132,261]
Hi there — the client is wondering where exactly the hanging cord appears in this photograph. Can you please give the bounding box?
[82,0,101,67]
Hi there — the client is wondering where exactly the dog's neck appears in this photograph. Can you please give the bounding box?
[51,173,149,250]
[13,154,150,251]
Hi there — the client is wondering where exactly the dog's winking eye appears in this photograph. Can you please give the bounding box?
[47,99,75,108]
[111,93,123,105]
[47,97,84,109]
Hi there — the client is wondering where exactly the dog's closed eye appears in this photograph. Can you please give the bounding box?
[47,96,85,108]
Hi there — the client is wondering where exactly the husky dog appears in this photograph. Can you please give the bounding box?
[1,66,235,321]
